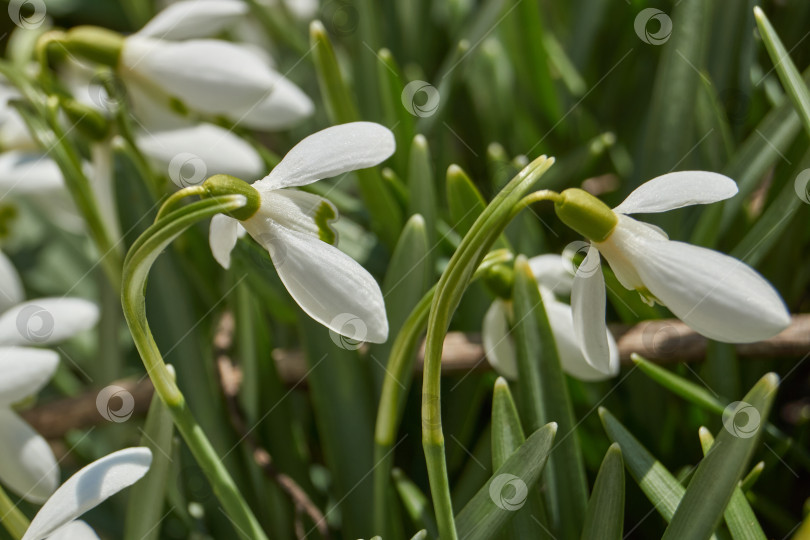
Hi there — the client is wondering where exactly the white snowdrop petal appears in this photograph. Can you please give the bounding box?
[136,0,248,40]
[545,301,619,381]
[230,79,314,131]
[260,189,338,243]
[248,221,388,343]
[0,298,99,347]
[571,245,612,372]
[0,347,59,406]
[613,171,737,214]
[22,448,152,540]
[137,123,265,180]
[47,520,100,540]
[633,240,791,342]
[595,215,664,292]
[0,250,24,313]
[0,409,59,504]
[254,122,395,191]
[482,301,518,380]
[209,214,240,269]
[122,37,305,122]
[0,151,64,194]
[527,254,574,296]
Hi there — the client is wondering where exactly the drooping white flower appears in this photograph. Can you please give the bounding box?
[118,35,313,130]
[135,0,249,41]
[21,447,152,540]
[482,255,619,381]
[0,251,100,503]
[137,122,265,182]
[208,122,394,343]
[554,171,791,371]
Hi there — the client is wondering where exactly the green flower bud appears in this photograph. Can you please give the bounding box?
[554,188,618,242]
[60,98,108,141]
[483,263,515,299]
[64,26,124,67]
[202,175,261,221]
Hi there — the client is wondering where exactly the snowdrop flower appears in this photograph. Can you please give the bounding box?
[483,255,619,381]
[0,251,100,502]
[553,171,791,371]
[137,122,265,182]
[137,0,249,41]
[21,447,152,540]
[63,16,314,131]
[208,122,393,343]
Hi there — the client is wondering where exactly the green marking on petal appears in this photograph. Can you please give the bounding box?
[636,287,659,306]
[314,200,338,245]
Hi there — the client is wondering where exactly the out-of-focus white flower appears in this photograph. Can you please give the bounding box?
[137,122,265,181]
[554,171,791,372]
[21,447,152,540]
[482,255,619,381]
[208,122,393,343]
[0,251,100,503]
[136,0,249,41]
[118,34,313,130]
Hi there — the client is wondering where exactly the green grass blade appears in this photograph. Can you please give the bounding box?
[124,385,175,540]
[512,255,588,538]
[455,423,558,540]
[491,378,553,539]
[393,468,439,538]
[754,7,810,137]
[697,428,767,540]
[599,407,685,523]
[581,443,625,540]
[662,373,779,540]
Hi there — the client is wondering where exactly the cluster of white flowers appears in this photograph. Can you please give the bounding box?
[0,0,796,535]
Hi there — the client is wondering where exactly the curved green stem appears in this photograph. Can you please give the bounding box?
[0,483,29,540]
[122,196,269,540]
[372,250,513,533]
[420,156,555,539]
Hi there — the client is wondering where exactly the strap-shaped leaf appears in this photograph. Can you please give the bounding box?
[697,428,766,540]
[456,423,557,540]
[581,444,625,540]
[662,373,778,540]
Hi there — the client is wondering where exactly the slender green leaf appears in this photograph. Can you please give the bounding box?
[407,135,438,255]
[698,428,766,540]
[124,386,176,540]
[455,423,558,540]
[491,378,553,539]
[581,444,625,540]
[599,407,687,523]
[392,468,439,538]
[754,7,810,137]
[309,20,403,249]
[662,373,779,540]
[512,255,588,538]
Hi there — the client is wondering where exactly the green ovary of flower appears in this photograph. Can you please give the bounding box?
[554,188,618,242]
